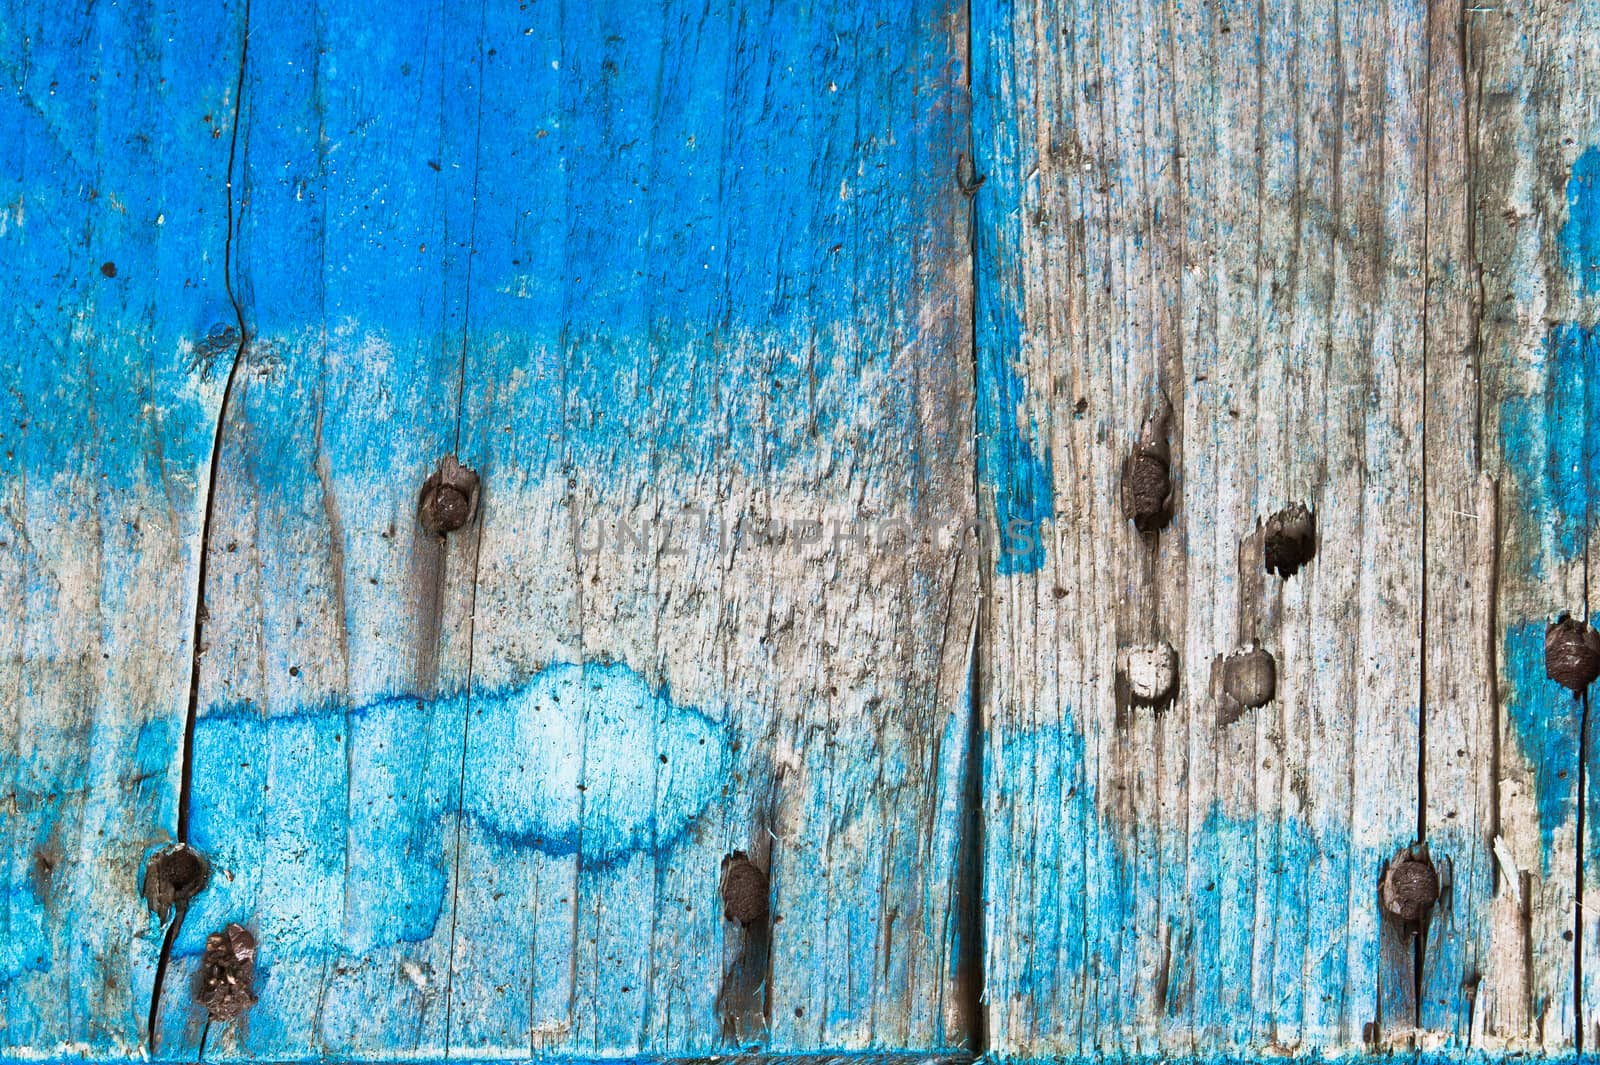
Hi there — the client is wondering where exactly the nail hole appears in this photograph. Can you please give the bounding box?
[1263,502,1316,578]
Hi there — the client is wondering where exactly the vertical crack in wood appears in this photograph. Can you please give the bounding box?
[147,1,252,1050]
[957,1,988,1045]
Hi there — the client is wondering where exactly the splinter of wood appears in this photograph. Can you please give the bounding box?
[418,455,481,535]
[1120,394,1174,533]
[196,923,258,1021]
[720,851,770,926]
[1546,615,1600,692]
[1380,846,1440,923]
[1263,502,1316,578]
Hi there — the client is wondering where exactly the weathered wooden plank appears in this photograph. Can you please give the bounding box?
[445,0,977,1055]
[147,0,978,1059]
[0,0,242,1056]
[150,0,481,1057]
[1466,0,1600,1050]
[971,0,1429,1055]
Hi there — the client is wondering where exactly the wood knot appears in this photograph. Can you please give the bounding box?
[1217,641,1276,723]
[1263,502,1316,578]
[720,852,769,926]
[196,922,257,1021]
[1120,395,1174,533]
[1381,848,1440,923]
[1546,615,1600,693]
[1118,641,1179,709]
[142,845,209,922]
[418,455,480,535]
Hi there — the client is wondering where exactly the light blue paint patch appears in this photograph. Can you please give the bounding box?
[1499,322,1600,572]
[462,661,724,862]
[1563,146,1600,294]
[1503,618,1584,872]
[176,660,725,964]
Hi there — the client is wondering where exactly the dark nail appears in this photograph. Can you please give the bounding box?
[1546,615,1600,692]
[142,844,210,922]
[1120,641,1179,708]
[1263,502,1316,578]
[1121,395,1174,533]
[1381,849,1440,923]
[418,455,480,535]
[720,852,769,926]
[1219,641,1276,721]
[196,923,257,1021]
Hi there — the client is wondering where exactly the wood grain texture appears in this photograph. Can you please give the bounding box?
[144,0,979,1059]
[972,0,1429,1054]
[1467,0,1600,1051]
[10,0,1600,1060]
[0,0,242,1057]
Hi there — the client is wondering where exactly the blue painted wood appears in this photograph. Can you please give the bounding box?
[135,0,978,1059]
[0,0,243,1057]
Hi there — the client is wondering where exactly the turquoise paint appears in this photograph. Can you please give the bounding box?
[1499,322,1600,571]
[1563,147,1600,295]
[1502,619,1585,872]
[971,24,1054,576]
[986,717,1337,1054]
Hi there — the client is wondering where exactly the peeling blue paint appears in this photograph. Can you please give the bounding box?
[971,34,1054,575]
[1562,146,1600,295]
[986,716,1346,1052]
[1502,619,1584,871]
[1499,322,1600,572]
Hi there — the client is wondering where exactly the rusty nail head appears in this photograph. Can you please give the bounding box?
[1221,641,1276,713]
[1546,615,1600,693]
[720,851,770,926]
[143,844,210,922]
[1381,850,1440,923]
[418,455,480,535]
[1121,395,1175,533]
[196,922,258,1021]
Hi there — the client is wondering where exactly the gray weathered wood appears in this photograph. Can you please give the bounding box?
[972,0,1432,1053]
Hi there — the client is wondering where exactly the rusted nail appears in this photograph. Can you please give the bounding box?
[196,923,257,1021]
[1217,641,1276,722]
[720,852,769,926]
[417,455,480,536]
[1263,502,1316,578]
[1119,641,1179,709]
[1546,615,1600,693]
[1121,395,1174,533]
[142,844,210,922]
[1381,847,1440,923]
